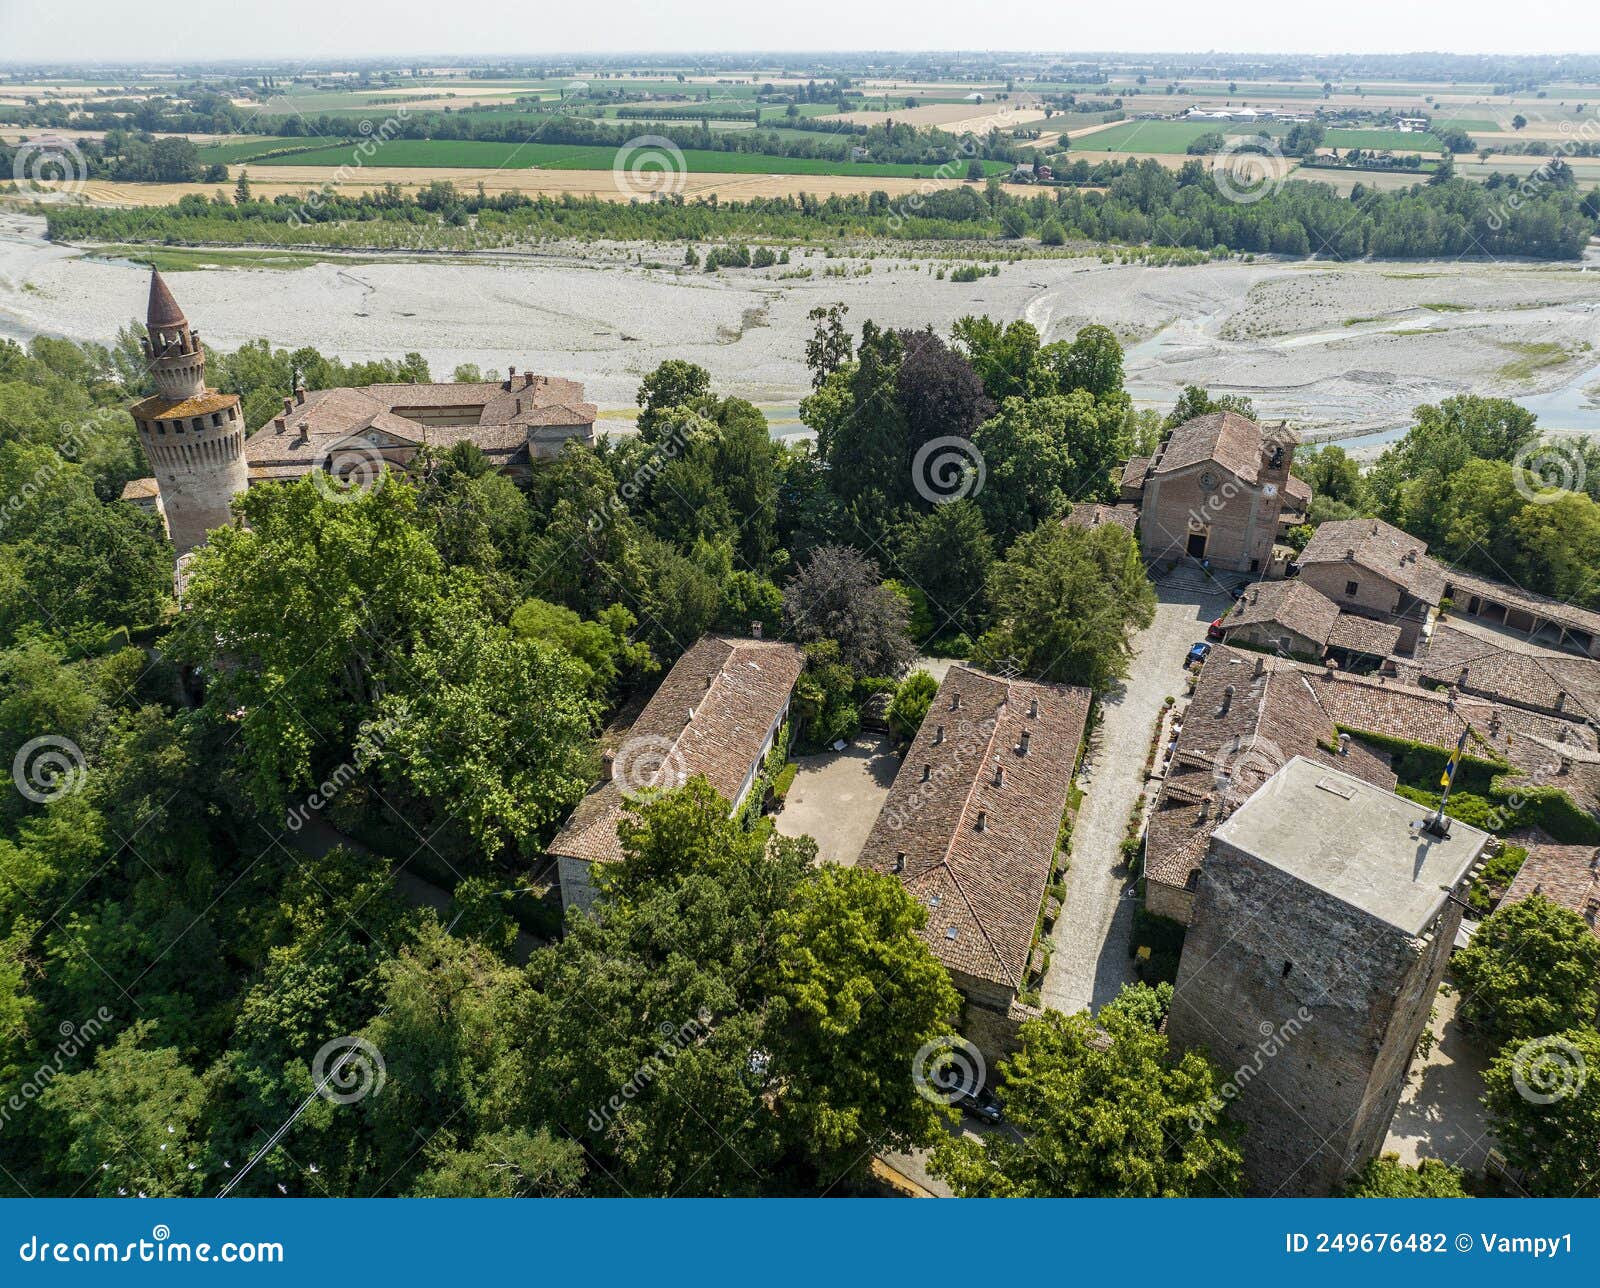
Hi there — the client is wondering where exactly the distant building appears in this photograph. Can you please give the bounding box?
[1294,517,1444,654]
[1063,500,1138,535]
[1122,411,1309,576]
[124,270,598,552]
[548,635,804,914]
[858,665,1091,1064]
[1168,756,1489,1195]
[1439,566,1600,658]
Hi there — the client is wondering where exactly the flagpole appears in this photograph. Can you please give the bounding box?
[1426,725,1470,838]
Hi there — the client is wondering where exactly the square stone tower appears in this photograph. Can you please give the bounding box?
[1167,756,1488,1196]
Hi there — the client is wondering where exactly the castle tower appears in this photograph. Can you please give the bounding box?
[129,271,249,553]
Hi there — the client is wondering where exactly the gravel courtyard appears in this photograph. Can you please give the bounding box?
[774,734,901,866]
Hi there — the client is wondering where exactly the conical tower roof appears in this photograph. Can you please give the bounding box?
[146,269,187,330]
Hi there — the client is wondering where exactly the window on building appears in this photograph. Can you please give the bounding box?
[1345,581,1359,597]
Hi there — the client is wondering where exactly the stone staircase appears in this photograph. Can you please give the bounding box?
[1148,559,1248,600]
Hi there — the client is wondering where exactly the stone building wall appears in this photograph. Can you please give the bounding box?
[1167,837,1450,1196]
[136,404,249,553]
[1141,466,1279,575]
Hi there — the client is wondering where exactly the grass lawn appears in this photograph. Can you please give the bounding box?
[1081,119,1289,152]
[1323,127,1442,152]
[231,137,1007,179]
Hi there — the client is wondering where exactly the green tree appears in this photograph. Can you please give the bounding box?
[510,598,655,699]
[886,669,938,739]
[893,498,994,637]
[784,544,915,678]
[1339,1153,1471,1197]
[931,988,1243,1197]
[1483,1026,1600,1196]
[636,360,711,442]
[978,521,1155,692]
[1453,895,1600,1045]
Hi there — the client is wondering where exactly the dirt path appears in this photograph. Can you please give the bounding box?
[1042,580,1232,1016]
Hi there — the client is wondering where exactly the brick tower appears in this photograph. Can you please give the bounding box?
[129,271,249,552]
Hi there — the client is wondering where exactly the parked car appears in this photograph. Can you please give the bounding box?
[931,1066,1004,1124]
[1186,641,1212,668]
[1206,615,1228,641]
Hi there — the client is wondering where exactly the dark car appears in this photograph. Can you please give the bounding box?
[1186,641,1212,668]
[955,1085,1005,1125]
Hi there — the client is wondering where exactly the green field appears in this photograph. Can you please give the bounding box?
[224,136,1008,179]
[1079,119,1442,154]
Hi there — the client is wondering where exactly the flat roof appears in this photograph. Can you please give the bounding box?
[1210,756,1489,936]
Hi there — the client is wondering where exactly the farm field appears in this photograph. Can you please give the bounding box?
[218,137,1010,178]
[1082,119,1443,153]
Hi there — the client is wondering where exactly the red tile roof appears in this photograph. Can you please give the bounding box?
[549,636,804,869]
[1297,517,1446,604]
[859,666,1091,991]
[1503,844,1600,936]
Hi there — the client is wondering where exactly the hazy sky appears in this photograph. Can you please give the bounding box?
[3,0,1597,63]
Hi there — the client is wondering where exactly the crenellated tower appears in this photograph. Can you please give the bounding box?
[129,271,249,553]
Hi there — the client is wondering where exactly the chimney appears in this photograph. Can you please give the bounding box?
[975,810,988,832]
[524,371,537,389]
[1220,684,1235,715]
[1018,729,1031,755]
[1198,793,1213,822]
[1253,655,1265,678]
[1555,691,1567,712]
[750,621,762,639]
[993,764,1005,787]
[1337,732,1349,756]
[921,764,931,782]
[508,365,517,381]
[893,852,905,873]
[1029,697,1039,718]
[1346,547,1356,560]
[951,692,961,711]
[1559,754,1573,775]
[274,416,285,435]
[297,421,309,444]
[294,386,306,405]
[282,396,294,416]
[933,725,944,744]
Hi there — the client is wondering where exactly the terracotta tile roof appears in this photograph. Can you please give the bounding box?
[1121,456,1151,492]
[1418,625,1600,724]
[1297,517,1446,604]
[1064,501,1138,534]
[129,390,240,420]
[1151,411,1290,485]
[146,270,186,329]
[1439,566,1600,639]
[859,666,1091,991]
[548,636,804,869]
[1283,473,1312,509]
[120,477,159,500]
[1503,844,1600,935]
[1223,579,1340,645]
[241,375,596,479]
[1145,647,1397,896]
[1326,613,1404,658]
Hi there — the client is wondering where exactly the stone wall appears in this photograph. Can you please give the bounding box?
[1140,464,1281,575]
[1168,837,1454,1196]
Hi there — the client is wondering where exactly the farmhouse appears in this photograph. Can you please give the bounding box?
[858,665,1090,1064]
[549,635,804,913]
[1122,411,1308,575]
[1438,566,1600,658]
[1168,756,1489,1196]
[1294,517,1444,654]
